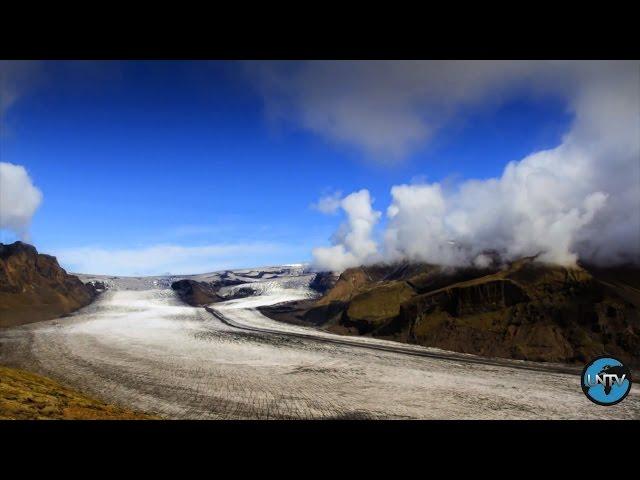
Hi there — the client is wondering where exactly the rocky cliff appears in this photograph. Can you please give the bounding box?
[0,242,97,328]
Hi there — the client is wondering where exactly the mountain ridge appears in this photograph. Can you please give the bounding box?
[260,258,640,367]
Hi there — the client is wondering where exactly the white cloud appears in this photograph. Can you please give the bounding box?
[307,61,640,270]
[311,191,343,214]
[248,60,595,162]
[312,190,381,271]
[0,162,43,241]
[54,243,295,276]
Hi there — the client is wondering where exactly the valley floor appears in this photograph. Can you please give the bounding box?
[1,286,638,419]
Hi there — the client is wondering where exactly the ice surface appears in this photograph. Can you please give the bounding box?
[2,266,638,419]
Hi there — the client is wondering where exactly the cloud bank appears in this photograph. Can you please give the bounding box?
[0,162,43,240]
[249,61,586,161]
[300,61,640,271]
[54,242,294,276]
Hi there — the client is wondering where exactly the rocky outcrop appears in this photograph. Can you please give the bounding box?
[221,286,256,300]
[309,271,338,294]
[0,242,97,328]
[171,276,260,306]
[170,279,221,306]
[86,280,108,292]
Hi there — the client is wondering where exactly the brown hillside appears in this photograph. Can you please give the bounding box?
[263,259,640,367]
[0,242,97,328]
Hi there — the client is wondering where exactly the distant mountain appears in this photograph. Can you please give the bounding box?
[0,242,97,328]
[261,258,640,367]
[171,265,315,306]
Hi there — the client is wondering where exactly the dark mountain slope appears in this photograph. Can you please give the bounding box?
[171,279,222,306]
[261,259,640,367]
[0,242,97,328]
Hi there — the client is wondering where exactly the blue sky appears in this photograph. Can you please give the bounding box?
[0,61,577,274]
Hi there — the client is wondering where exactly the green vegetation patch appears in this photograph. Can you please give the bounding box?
[347,281,416,324]
[0,365,155,420]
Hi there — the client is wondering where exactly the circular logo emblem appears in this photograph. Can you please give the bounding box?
[581,356,632,406]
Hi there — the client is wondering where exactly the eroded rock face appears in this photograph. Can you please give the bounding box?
[405,279,529,319]
[0,242,97,328]
[309,271,338,294]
